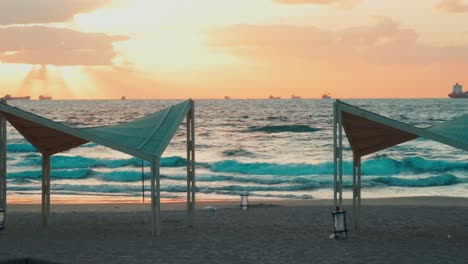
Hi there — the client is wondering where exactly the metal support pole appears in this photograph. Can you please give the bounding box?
[352,153,357,229]
[0,103,7,229]
[151,157,161,236]
[338,106,343,208]
[357,156,362,228]
[186,101,196,227]
[333,102,338,208]
[41,154,51,227]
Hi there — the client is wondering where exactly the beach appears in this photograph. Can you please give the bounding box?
[1,196,468,263]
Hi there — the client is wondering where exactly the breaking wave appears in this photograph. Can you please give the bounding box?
[7,143,37,153]
[211,157,468,176]
[245,125,321,133]
[222,148,256,157]
[8,169,91,179]
[372,174,461,187]
[7,142,98,153]
[16,155,188,169]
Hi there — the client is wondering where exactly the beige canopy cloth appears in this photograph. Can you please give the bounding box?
[0,99,196,236]
[333,100,468,228]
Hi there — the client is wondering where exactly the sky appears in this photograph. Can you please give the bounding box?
[0,0,468,99]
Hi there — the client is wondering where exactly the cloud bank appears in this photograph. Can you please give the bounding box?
[0,0,110,25]
[273,0,360,9]
[208,17,468,65]
[0,26,128,66]
[436,0,468,13]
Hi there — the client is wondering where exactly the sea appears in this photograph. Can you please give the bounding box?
[4,99,468,201]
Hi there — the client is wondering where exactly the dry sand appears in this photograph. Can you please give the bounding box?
[1,196,468,263]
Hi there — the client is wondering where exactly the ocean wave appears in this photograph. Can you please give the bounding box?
[8,169,91,179]
[222,148,256,157]
[7,143,37,153]
[96,170,149,182]
[401,157,468,172]
[266,116,288,121]
[81,143,98,148]
[7,142,97,153]
[16,155,188,169]
[211,160,349,176]
[210,157,468,176]
[245,125,321,133]
[372,174,461,187]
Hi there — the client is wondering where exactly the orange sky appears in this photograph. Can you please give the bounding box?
[1,0,468,99]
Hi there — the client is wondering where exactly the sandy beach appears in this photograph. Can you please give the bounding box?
[1,196,468,263]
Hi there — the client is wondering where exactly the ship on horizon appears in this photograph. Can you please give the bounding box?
[39,95,52,100]
[448,83,468,98]
[291,94,301,99]
[322,93,331,99]
[2,94,31,100]
[269,95,281,99]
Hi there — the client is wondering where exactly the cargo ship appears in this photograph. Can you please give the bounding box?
[448,83,468,98]
[39,95,52,100]
[3,94,31,100]
[291,95,301,99]
[322,93,331,99]
[269,95,281,99]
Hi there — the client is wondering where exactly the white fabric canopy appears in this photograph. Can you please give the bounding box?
[333,100,468,229]
[0,100,192,160]
[0,99,195,236]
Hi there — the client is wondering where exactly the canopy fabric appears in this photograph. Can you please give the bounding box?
[82,100,192,159]
[3,112,88,155]
[428,114,468,151]
[0,100,192,160]
[341,112,418,157]
[337,100,468,157]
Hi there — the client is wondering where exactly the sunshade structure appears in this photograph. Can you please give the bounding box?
[333,100,468,228]
[0,99,196,236]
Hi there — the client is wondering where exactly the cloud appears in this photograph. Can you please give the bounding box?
[0,0,110,25]
[0,26,128,66]
[436,0,468,13]
[207,17,468,65]
[273,0,360,9]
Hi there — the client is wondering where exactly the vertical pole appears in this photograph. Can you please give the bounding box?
[357,156,362,228]
[0,101,7,229]
[186,107,191,222]
[41,154,51,227]
[352,153,357,229]
[141,160,145,203]
[333,102,338,208]
[338,106,343,208]
[186,101,195,227]
[190,102,196,223]
[151,157,161,236]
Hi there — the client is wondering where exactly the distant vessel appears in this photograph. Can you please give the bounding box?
[39,95,52,100]
[269,95,281,99]
[322,93,331,99]
[3,94,31,100]
[448,83,468,98]
[291,95,301,99]
[224,96,231,100]
[121,96,126,100]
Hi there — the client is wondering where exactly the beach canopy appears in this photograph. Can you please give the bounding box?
[333,100,468,228]
[0,99,196,236]
[0,100,192,160]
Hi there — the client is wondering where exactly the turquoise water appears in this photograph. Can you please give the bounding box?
[4,99,468,200]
